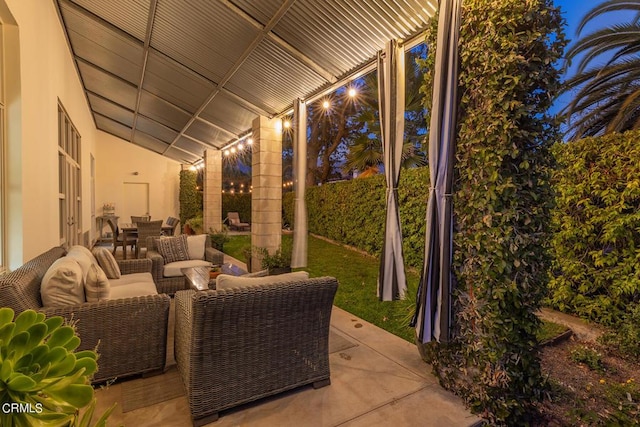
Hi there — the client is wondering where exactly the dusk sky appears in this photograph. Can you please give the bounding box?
[551,0,625,115]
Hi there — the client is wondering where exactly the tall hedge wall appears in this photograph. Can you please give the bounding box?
[283,166,429,269]
[549,130,640,326]
[179,170,202,226]
[222,193,251,224]
[419,0,566,424]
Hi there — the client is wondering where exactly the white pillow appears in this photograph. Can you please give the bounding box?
[84,263,110,302]
[216,271,309,290]
[187,234,207,260]
[66,246,95,280]
[41,257,85,307]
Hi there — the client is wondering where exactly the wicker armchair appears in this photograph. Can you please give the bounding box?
[0,247,171,384]
[175,276,338,426]
[146,235,224,295]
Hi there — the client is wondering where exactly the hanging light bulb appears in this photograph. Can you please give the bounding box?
[247,138,253,145]
[322,100,330,109]
[224,150,230,156]
[238,143,244,151]
[348,87,357,98]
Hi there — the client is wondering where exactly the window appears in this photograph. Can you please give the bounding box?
[58,103,82,248]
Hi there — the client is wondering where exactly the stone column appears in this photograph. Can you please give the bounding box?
[203,149,222,233]
[251,116,282,272]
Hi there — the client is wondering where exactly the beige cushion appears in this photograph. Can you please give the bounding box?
[157,235,190,263]
[186,234,207,260]
[92,247,121,279]
[41,257,85,307]
[163,259,211,277]
[216,271,310,290]
[108,273,158,299]
[85,263,110,302]
[66,246,96,280]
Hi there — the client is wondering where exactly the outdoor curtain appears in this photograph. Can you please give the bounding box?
[291,98,308,268]
[412,0,462,344]
[377,39,407,301]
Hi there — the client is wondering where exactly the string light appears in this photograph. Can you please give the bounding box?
[322,100,330,109]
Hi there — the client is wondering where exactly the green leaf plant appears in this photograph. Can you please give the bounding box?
[417,0,566,424]
[0,308,115,427]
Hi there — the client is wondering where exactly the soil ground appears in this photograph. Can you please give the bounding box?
[536,336,640,425]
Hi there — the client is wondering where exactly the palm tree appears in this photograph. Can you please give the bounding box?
[344,46,427,176]
[561,0,640,140]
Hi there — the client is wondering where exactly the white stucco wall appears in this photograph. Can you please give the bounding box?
[4,0,98,267]
[2,0,181,268]
[95,131,181,232]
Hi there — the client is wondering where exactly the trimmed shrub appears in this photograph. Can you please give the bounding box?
[549,131,640,326]
[179,170,202,226]
[419,0,566,424]
[223,193,251,224]
[283,167,429,269]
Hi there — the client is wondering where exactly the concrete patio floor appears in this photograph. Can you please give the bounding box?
[95,252,481,426]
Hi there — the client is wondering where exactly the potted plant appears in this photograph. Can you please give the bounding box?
[258,241,292,275]
[208,226,229,251]
[0,308,115,426]
[184,214,203,235]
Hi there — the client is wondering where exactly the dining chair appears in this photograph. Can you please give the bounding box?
[135,220,163,258]
[131,215,151,223]
[165,216,180,236]
[106,217,137,257]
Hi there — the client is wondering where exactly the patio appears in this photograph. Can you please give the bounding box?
[91,257,481,427]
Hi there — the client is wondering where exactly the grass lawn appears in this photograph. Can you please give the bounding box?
[224,233,566,345]
[224,233,420,342]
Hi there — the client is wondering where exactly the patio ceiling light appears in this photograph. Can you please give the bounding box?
[348,87,357,97]
[322,100,330,109]
[247,138,253,144]
[237,143,244,151]
[283,120,291,129]
[224,150,231,156]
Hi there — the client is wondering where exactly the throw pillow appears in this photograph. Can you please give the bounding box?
[41,257,85,307]
[92,247,121,279]
[85,263,110,302]
[216,270,309,290]
[186,234,207,260]
[157,234,190,263]
[66,246,95,280]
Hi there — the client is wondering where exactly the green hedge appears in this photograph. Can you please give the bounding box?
[283,167,429,269]
[549,130,640,326]
[179,170,202,226]
[222,193,251,224]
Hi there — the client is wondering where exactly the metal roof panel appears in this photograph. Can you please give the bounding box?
[68,0,150,41]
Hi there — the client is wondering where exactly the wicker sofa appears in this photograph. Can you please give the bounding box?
[174,275,338,426]
[146,235,224,295]
[0,247,171,383]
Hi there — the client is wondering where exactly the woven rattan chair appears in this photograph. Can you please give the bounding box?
[0,247,170,384]
[135,220,163,258]
[175,276,338,426]
[165,216,179,236]
[131,215,151,223]
[107,217,137,256]
[146,235,224,295]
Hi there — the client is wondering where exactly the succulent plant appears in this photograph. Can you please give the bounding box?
[0,308,110,426]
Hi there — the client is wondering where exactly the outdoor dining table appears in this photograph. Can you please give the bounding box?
[119,222,174,260]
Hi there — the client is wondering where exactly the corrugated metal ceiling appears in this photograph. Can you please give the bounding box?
[55,0,437,164]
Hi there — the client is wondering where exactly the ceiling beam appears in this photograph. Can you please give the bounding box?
[220,0,337,84]
[164,0,298,155]
[130,0,158,143]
